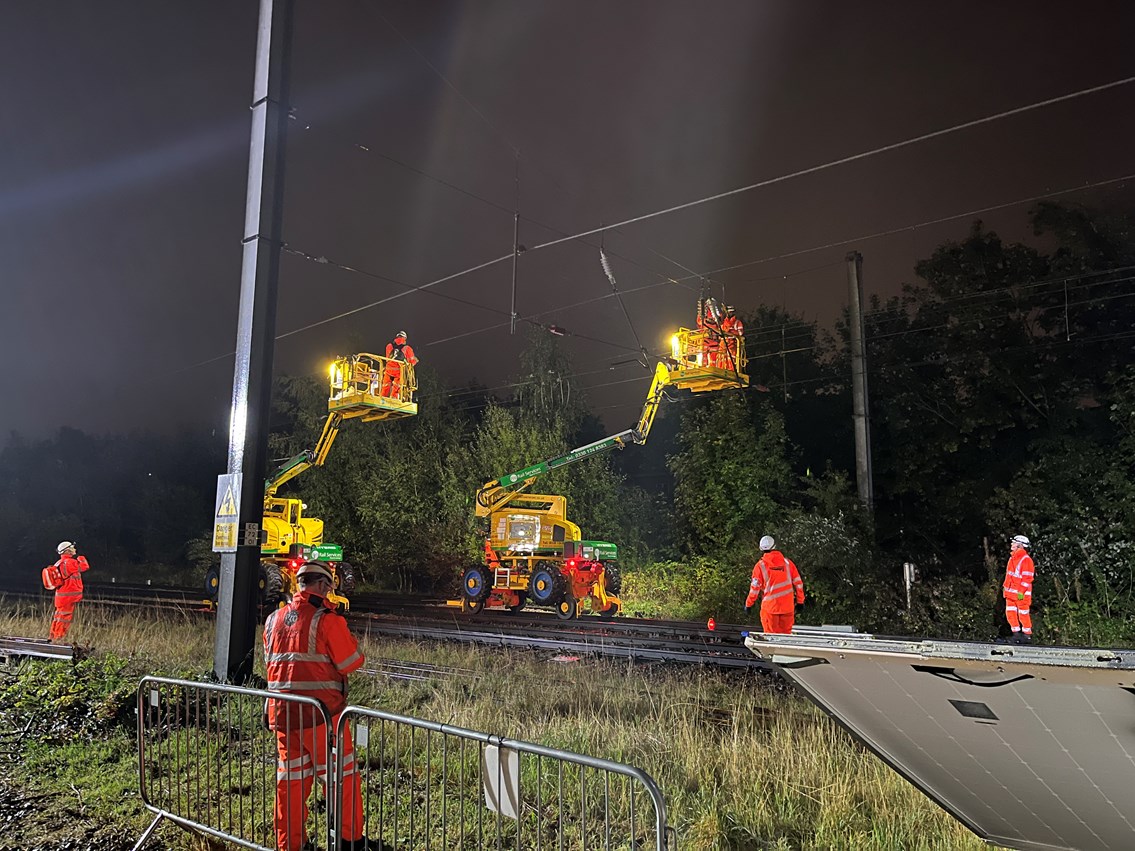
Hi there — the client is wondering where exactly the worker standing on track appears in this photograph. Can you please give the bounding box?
[46,541,89,643]
[744,535,805,634]
[1003,534,1035,644]
[381,330,418,399]
[264,561,369,851]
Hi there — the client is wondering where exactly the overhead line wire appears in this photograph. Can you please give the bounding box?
[518,77,1135,255]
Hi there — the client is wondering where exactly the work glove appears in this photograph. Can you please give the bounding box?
[744,605,752,614]
[1017,592,1025,601]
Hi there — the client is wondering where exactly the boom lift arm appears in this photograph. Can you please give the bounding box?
[264,412,343,498]
[475,360,673,517]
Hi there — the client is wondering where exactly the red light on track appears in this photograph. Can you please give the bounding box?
[707,617,716,631]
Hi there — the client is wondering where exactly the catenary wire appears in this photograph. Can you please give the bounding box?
[273,77,1135,339]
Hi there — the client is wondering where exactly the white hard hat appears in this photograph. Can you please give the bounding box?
[1011,535,1030,548]
[296,560,334,584]
[56,540,75,555]
[759,535,775,551]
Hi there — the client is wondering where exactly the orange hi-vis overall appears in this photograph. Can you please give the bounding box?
[381,339,418,398]
[50,554,89,641]
[745,550,805,634]
[719,315,744,369]
[1003,549,1035,637]
[264,591,366,851]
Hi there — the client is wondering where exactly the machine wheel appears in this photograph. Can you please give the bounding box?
[204,566,220,599]
[555,594,577,620]
[336,562,357,596]
[598,600,621,620]
[602,562,622,595]
[462,565,492,603]
[529,568,564,605]
[260,561,285,606]
[508,592,528,614]
[461,596,485,614]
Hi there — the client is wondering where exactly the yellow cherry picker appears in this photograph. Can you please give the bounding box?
[205,352,418,607]
[459,302,746,619]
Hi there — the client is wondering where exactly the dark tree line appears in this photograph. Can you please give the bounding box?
[3,203,1133,644]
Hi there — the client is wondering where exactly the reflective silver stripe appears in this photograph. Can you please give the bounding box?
[266,652,331,663]
[749,579,760,588]
[1018,607,1030,615]
[764,588,794,602]
[55,591,83,598]
[1005,605,1018,613]
[268,680,343,690]
[265,609,280,634]
[278,755,310,769]
[335,650,362,672]
[277,767,315,781]
[308,610,325,655]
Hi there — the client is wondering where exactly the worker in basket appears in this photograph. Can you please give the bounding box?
[381,330,418,399]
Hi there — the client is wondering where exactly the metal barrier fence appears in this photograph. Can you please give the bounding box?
[134,675,333,851]
[134,677,674,850]
[335,706,673,850]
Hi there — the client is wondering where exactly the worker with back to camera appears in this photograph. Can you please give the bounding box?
[1003,534,1035,644]
[46,540,89,642]
[381,329,418,399]
[264,560,370,851]
[744,535,805,634]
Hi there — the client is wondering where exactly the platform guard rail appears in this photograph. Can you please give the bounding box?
[134,676,673,850]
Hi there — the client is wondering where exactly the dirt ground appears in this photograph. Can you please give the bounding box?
[0,780,173,851]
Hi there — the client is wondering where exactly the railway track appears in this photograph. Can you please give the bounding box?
[2,583,771,670]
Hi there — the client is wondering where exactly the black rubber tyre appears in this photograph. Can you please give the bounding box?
[204,566,220,599]
[336,562,357,596]
[260,561,285,606]
[508,592,527,614]
[529,567,563,605]
[602,562,622,596]
[555,594,577,620]
[461,596,485,614]
[462,565,492,603]
[598,600,621,620]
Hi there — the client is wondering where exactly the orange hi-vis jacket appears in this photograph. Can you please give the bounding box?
[55,553,89,601]
[1003,549,1035,600]
[745,550,804,614]
[264,590,365,730]
[385,340,418,369]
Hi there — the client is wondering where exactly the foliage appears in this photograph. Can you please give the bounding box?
[669,394,794,554]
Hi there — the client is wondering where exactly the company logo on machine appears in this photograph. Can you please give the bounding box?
[284,610,299,627]
[508,475,519,483]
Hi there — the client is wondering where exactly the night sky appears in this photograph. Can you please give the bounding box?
[2,1,1134,439]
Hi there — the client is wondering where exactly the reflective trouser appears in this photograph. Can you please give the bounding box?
[761,610,794,634]
[50,592,82,640]
[380,364,403,398]
[275,718,363,851]
[1005,595,1032,635]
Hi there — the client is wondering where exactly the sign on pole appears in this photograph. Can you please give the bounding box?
[212,473,241,553]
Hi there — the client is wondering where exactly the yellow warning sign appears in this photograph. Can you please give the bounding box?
[213,523,237,550]
[217,486,238,517]
[212,473,242,553]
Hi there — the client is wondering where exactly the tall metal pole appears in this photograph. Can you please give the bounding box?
[509,151,519,334]
[847,251,874,512]
[213,0,294,683]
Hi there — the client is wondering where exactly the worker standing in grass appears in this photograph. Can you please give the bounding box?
[744,535,805,634]
[1003,534,1035,644]
[45,541,89,642]
[381,329,418,399]
[264,561,370,851]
